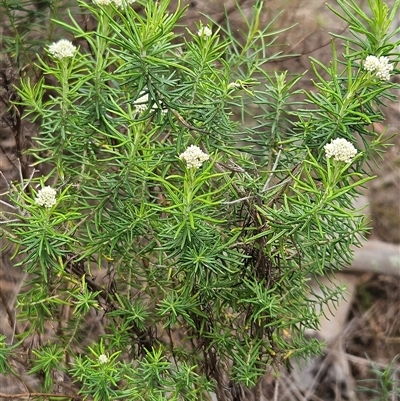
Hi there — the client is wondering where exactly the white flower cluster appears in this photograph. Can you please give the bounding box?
[134,91,150,114]
[133,90,167,115]
[363,55,393,81]
[113,0,136,7]
[92,0,112,4]
[93,0,135,6]
[324,138,357,164]
[179,145,209,169]
[48,39,76,60]
[35,186,57,208]
[98,354,109,364]
[197,26,212,38]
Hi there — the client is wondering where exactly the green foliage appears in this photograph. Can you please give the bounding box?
[29,344,66,391]
[0,336,13,374]
[358,355,400,400]
[328,0,400,53]
[0,0,399,399]
[0,0,78,66]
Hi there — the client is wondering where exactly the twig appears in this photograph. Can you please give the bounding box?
[348,240,400,278]
[222,178,292,205]
[0,170,11,190]
[0,199,18,210]
[0,287,20,342]
[273,380,279,401]
[262,146,283,193]
[253,379,262,401]
[16,158,24,187]
[0,392,81,399]
[23,165,38,190]
[171,109,211,135]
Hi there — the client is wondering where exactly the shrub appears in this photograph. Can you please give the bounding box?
[0,0,399,399]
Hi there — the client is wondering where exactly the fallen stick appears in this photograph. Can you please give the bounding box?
[348,239,400,277]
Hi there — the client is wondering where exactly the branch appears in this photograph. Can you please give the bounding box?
[0,392,81,400]
[348,240,400,277]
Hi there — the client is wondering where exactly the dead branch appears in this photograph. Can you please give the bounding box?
[348,240,400,278]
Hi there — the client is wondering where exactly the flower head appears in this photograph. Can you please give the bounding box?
[179,145,209,169]
[197,26,212,38]
[92,0,113,4]
[48,39,76,60]
[363,55,380,72]
[375,56,394,81]
[363,55,393,81]
[98,354,108,364]
[35,186,57,208]
[324,138,357,164]
[134,91,150,114]
[112,0,136,7]
[133,90,166,115]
